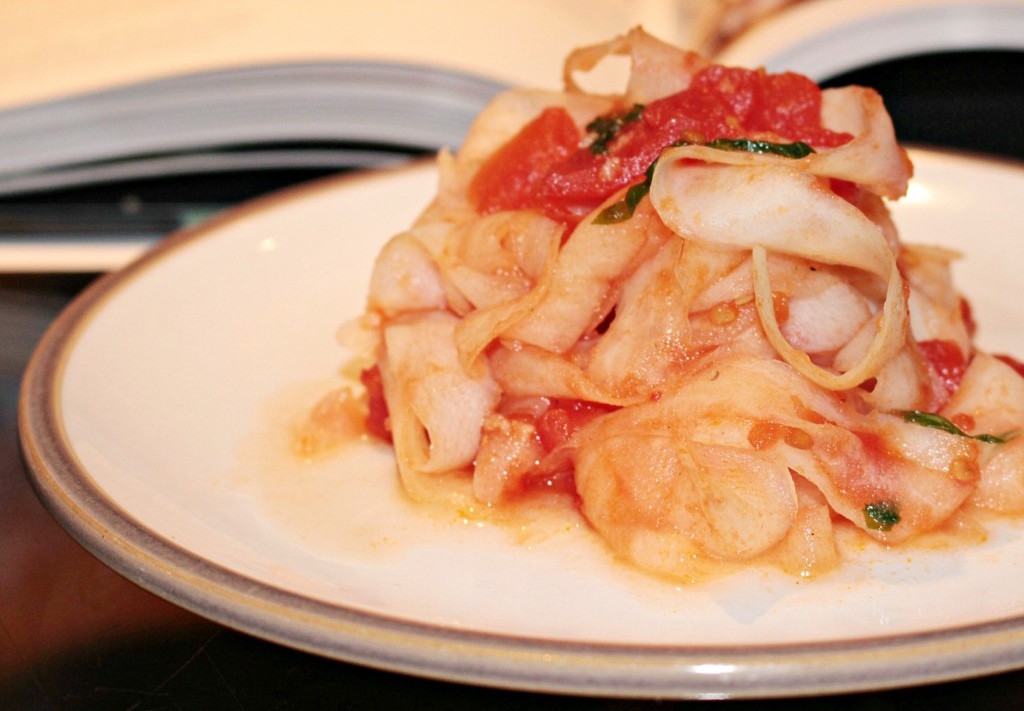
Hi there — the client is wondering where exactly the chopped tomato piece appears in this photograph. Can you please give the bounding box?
[469,106,582,216]
[470,63,852,226]
[360,365,392,442]
[918,339,967,401]
[688,67,850,148]
[535,399,617,452]
[829,178,860,204]
[535,407,572,451]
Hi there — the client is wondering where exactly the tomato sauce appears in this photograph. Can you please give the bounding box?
[918,339,967,404]
[469,63,852,226]
[360,365,392,443]
[533,398,618,451]
[468,106,582,219]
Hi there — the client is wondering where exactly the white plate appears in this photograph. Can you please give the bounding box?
[18,150,1024,699]
[716,0,1024,80]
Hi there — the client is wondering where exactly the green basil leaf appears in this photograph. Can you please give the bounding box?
[592,157,660,224]
[593,200,633,225]
[864,501,901,531]
[587,103,645,155]
[901,410,1012,444]
[705,138,816,158]
[590,137,813,225]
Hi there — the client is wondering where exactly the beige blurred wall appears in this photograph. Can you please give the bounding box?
[0,1,703,109]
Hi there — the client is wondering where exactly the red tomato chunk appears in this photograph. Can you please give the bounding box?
[468,107,582,218]
[470,63,852,225]
[360,365,392,442]
[535,399,617,452]
[918,339,967,403]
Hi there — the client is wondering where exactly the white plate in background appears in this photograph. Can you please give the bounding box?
[716,0,1024,79]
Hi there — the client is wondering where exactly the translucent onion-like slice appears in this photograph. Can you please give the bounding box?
[650,160,907,391]
[447,211,563,368]
[380,312,500,485]
[502,198,664,353]
[817,86,913,200]
[561,26,708,102]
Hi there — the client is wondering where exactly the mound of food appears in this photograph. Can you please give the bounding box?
[350,28,1024,580]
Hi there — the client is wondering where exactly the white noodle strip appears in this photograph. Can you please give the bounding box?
[453,221,561,369]
[651,159,908,390]
[752,245,905,390]
[817,87,912,200]
[561,27,707,101]
[382,312,500,475]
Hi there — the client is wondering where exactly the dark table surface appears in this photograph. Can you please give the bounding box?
[3,50,1024,709]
